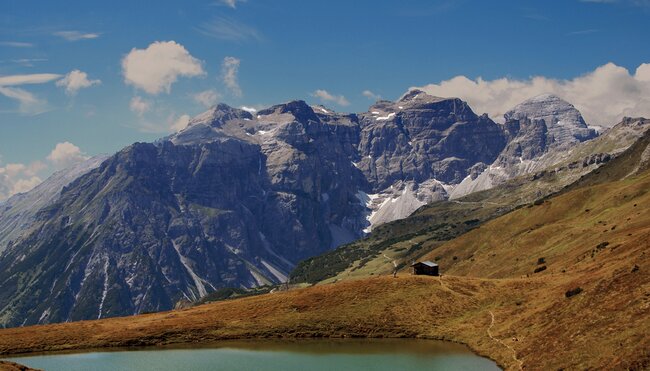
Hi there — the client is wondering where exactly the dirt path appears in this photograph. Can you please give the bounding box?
[488,310,524,370]
[382,253,397,269]
[451,200,503,206]
[437,274,452,292]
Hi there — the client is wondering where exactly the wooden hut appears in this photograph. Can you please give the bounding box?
[411,261,439,276]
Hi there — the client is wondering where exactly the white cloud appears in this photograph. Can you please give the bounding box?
[635,63,650,81]
[10,176,43,195]
[312,89,350,106]
[56,70,101,95]
[170,114,191,132]
[0,74,57,115]
[0,161,43,200]
[0,73,60,114]
[567,29,599,35]
[0,142,89,200]
[129,96,151,116]
[0,41,33,48]
[197,17,262,43]
[362,90,381,100]
[121,41,205,95]
[240,106,257,113]
[222,57,242,97]
[47,142,89,169]
[412,62,650,127]
[218,0,246,8]
[193,89,220,107]
[0,73,62,86]
[9,58,48,67]
[0,161,44,196]
[0,86,48,115]
[133,112,192,134]
[53,31,100,41]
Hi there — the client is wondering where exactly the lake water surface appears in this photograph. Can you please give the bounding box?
[5,339,500,371]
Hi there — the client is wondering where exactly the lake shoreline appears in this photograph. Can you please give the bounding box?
[2,338,501,371]
[1,274,647,369]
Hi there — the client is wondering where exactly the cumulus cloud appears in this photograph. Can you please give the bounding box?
[0,141,90,200]
[53,31,100,41]
[121,41,205,95]
[170,114,191,132]
[56,70,101,95]
[312,89,350,106]
[47,142,89,170]
[193,89,220,107]
[0,161,44,200]
[129,96,151,116]
[221,57,242,97]
[412,62,650,127]
[197,17,262,43]
[362,90,381,100]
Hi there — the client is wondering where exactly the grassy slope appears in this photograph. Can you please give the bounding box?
[1,167,649,369]
[292,121,650,285]
[417,171,650,369]
[290,160,598,285]
[0,275,554,369]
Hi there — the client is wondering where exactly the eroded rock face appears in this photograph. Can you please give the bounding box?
[505,94,596,147]
[356,90,506,190]
[497,94,597,166]
[450,94,600,199]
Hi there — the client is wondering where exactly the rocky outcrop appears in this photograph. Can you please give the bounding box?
[356,90,506,189]
[0,361,41,371]
[450,94,599,198]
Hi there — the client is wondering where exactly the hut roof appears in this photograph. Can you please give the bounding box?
[411,261,438,267]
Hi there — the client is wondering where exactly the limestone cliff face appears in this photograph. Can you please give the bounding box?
[450,94,600,199]
[356,90,506,190]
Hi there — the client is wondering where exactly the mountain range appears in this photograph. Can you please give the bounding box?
[0,90,647,327]
[2,127,649,369]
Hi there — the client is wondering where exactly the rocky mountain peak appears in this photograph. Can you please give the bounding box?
[505,94,587,128]
[188,104,253,128]
[258,100,319,123]
[450,95,601,199]
[504,93,596,148]
[398,89,445,104]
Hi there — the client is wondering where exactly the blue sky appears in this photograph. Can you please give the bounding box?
[1,0,650,199]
